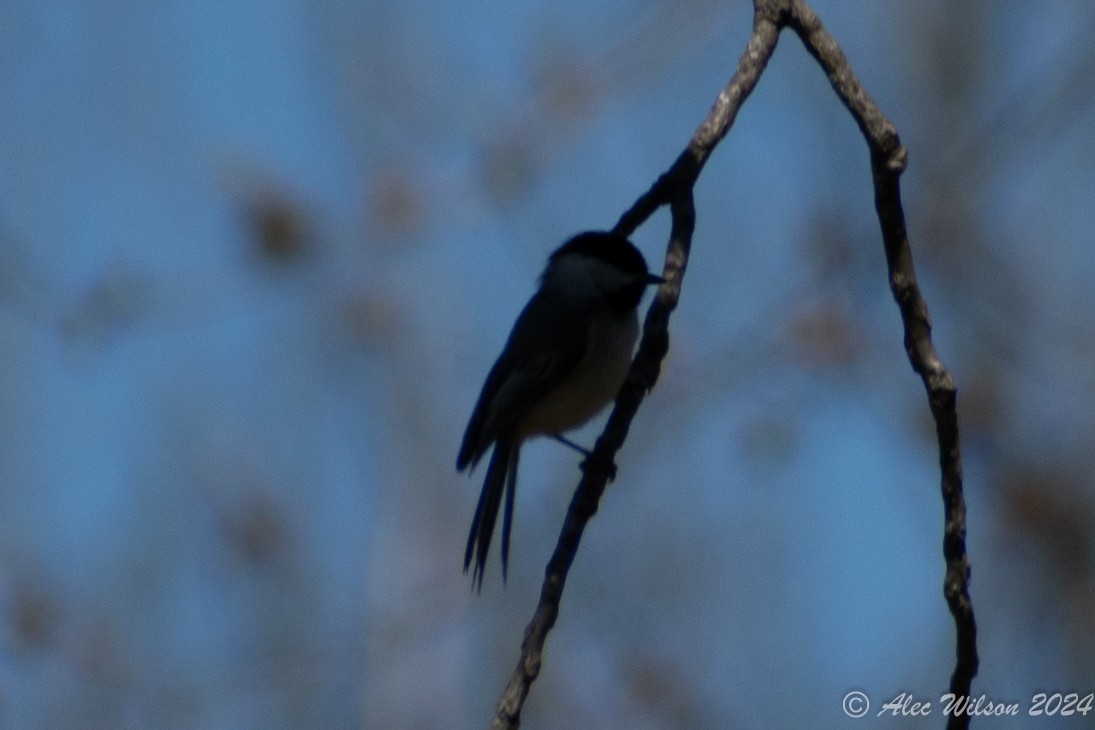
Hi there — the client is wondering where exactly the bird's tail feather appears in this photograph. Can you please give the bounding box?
[500,444,519,582]
[464,436,519,590]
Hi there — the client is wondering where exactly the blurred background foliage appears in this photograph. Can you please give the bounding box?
[0,1,1093,728]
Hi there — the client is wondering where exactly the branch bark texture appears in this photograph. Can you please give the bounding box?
[488,2,976,727]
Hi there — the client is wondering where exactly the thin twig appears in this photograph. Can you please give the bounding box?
[486,7,782,729]
[486,1,976,727]
[785,3,978,725]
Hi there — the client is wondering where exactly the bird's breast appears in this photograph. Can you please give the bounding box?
[518,310,639,437]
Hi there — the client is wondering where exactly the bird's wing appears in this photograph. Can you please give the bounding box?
[456,288,590,471]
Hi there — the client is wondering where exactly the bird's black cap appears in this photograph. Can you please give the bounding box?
[549,231,652,278]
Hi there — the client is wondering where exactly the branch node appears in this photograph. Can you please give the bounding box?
[887,144,909,173]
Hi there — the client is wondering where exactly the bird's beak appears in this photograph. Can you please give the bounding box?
[647,273,667,286]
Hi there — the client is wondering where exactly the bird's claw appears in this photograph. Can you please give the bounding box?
[580,456,617,482]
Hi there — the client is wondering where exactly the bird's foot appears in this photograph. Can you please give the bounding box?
[579,455,618,482]
[552,434,617,481]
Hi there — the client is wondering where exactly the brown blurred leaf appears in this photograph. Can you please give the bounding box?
[245,193,307,261]
[789,304,861,367]
[369,166,425,236]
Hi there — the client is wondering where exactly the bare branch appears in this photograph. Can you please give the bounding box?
[785,3,978,723]
[487,1,976,727]
[486,9,782,729]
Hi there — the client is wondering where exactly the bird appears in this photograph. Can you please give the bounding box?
[457,231,664,588]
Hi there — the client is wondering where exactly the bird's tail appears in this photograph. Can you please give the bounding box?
[464,435,519,590]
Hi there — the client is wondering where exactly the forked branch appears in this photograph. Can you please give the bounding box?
[487,2,975,728]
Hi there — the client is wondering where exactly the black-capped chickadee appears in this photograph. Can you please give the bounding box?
[457,231,664,587]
